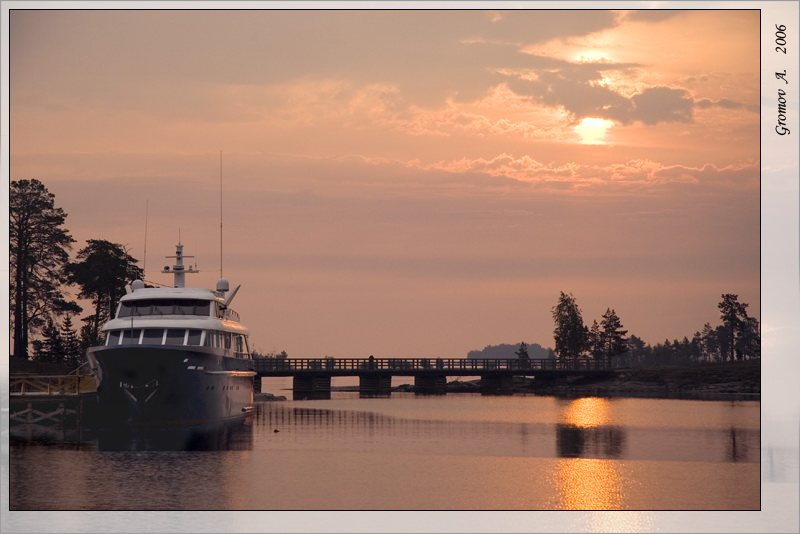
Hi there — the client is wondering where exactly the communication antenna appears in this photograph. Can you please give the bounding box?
[143,200,149,279]
[220,149,224,279]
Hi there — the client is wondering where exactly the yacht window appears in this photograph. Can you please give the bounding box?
[143,329,164,344]
[121,329,142,345]
[235,335,244,354]
[154,300,173,315]
[136,301,152,315]
[221,332,232,349]
[165,329,186,345]
[107,331,122,345]
[118,303,133,318]
[187,329,203,346]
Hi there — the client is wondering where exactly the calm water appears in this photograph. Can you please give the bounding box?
[9,384,764,513]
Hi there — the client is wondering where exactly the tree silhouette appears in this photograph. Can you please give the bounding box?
[552,292,589,359]
[67,239,144,347]
[600,308,628,362]
[718,294,759,361]
[10,179,80,358]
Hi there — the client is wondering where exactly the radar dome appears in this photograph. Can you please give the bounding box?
[216,278,230,293]
[131,280,146,291]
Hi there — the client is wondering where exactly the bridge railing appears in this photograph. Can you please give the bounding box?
[251,357,610,373]
[10,375,83,396]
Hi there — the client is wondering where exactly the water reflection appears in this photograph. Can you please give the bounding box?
[556,425,626,458]
[556,397,626,459]
[556,457,623,510]
[726,427,750,462]
[560,397,612,427]
[555,397,626,510]
[95,418,255,451]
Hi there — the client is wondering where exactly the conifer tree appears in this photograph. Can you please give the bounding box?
[552,292,589,359]
[68,239,143,347]
[600,308,628,361]
[10,179,80,358]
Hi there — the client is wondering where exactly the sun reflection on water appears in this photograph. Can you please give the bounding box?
[556,397,630,512]
[556,457,623,510]
[560,396,611,428]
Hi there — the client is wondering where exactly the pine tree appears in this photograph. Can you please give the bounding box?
[60,315,84,370]
[552,292,589,359]
[68,239,144,346]
[718,294,760,361]
[10,179,80,358]
[32,319,64,364]
[600,308,628,362]
[588,320,605,359]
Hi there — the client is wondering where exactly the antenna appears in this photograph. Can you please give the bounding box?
[220,149,224,279]
[143,200,149,279]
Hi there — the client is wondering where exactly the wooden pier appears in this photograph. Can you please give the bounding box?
[10,374,97,427]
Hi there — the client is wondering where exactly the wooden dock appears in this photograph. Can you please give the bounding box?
[10,374,97,427]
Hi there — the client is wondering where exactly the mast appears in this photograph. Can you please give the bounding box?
[143,200,148,279]
[220,150,224,279]
[162,243,199,288]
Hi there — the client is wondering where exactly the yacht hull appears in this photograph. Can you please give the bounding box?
[87,345,255,424]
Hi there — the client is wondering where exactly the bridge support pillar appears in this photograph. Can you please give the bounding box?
[414,374,447,395]
[480,374,514,395]
[359,374,392,397]
[293,375,331,400]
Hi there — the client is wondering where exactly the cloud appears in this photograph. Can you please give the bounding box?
[629,86,693,124]
[409,154,760,192]
[695,97,759,113]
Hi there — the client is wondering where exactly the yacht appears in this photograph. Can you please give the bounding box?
[86,243,256,424]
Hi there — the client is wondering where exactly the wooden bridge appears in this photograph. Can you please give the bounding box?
[252,357,612,399]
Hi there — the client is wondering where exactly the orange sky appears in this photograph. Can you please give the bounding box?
[4,8,770,359]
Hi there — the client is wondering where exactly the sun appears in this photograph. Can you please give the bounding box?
[575,117,614,144]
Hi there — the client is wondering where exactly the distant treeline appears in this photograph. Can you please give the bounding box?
[467,343,552,360]
[467,292,760,368]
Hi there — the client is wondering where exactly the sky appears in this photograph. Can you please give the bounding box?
[3,7,768,360]
[3,3,800,533]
